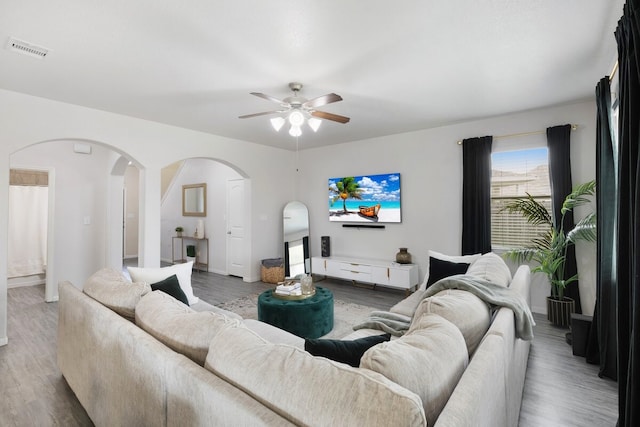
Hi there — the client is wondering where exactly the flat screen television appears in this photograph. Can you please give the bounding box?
[328,173,401,223]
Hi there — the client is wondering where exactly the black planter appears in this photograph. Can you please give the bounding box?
[546,296,575,328]
[186,245,196,258]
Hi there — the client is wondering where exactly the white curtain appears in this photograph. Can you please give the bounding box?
[8,185,48,278]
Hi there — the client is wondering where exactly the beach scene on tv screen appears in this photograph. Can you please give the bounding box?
[328,173,401,223]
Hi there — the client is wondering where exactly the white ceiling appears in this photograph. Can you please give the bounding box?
[0,1,624,151]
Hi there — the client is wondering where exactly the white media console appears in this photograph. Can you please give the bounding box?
[311,256,420,292]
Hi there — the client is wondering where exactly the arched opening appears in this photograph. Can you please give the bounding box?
[123,157,251,280]
[8,139,140,301]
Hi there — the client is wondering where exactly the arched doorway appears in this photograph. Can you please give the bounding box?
[156,157,248,278]
[9,139,139,301]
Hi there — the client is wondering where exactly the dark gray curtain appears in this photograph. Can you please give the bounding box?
[586,77,618,381]
[546,124,581,313]
[461,136,493,255]
[614,3,640,424]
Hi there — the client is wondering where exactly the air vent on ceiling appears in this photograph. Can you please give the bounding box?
[6,37,50,59]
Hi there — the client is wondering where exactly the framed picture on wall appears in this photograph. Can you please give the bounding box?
[328,173,401,223]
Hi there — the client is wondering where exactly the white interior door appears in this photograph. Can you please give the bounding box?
[226,179,244,277]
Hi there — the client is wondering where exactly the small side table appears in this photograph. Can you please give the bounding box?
[171,236,209,272]
[257,286,334,339]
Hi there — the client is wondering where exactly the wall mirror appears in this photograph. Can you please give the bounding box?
[283,201,310,278]
[182,183,207,217]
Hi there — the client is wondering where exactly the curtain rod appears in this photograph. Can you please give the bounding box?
[456,124,577,145]
[610,60,619,82]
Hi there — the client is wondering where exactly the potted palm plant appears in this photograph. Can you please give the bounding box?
[502,180,596,327]
[175,226,184,237]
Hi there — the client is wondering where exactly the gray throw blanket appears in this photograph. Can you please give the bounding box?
[353,274,536,340]
[351,311,412,337]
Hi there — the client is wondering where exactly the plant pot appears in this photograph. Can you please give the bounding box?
[546,296,575,328]
[186,245,196,258]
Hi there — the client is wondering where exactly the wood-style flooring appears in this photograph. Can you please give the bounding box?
[0,266,618,426]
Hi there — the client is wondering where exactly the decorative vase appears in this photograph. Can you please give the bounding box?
[194,219,205,239]
[546,296,575,328]
[301,274,314,295]
[395,248,412,264]
[176,231,182,237]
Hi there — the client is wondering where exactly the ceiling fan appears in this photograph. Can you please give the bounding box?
[239,82,350,136]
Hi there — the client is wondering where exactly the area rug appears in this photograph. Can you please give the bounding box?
[216,294,377,339]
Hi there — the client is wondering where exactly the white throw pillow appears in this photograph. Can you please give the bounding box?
[411,289,491,356]
[83,268,151,321]
[360,313,468,426]
[419,250,482,290]
[136,290,239,366]
[465,252,512,287]
[128,262,198,305]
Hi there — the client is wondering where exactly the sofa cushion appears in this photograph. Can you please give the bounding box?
[305,334,391,367]
[389,289,426,317]
[426,257,471,287]
[242,319,305,348]
[205,322,426,426]
[411,289,491,355]
[360,313,468,426]
[466,252,512,287]
[82,268,151,321]
[419,250,482,290]
[128,262,199,305]
[190,299,243,320]
[150,274,189,305]
[135,290,241,366]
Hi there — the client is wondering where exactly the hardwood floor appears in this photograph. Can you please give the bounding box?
[518,313,618,426]
[0,267,618,426]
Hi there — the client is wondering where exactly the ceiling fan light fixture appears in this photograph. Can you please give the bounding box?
[270,116,285,132]
[289,125,302,137]
[308,117,322,132]
[288,110,305,127]
[240,82,350,138]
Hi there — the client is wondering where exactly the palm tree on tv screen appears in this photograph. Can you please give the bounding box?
[330,177,363,213]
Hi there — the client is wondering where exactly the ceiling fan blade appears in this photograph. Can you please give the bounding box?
[250,92,286,105]
[311,110,351,124]
[238,110,283,119]
[303,93,343,109]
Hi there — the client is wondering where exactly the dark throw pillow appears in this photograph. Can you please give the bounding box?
[305,334,391,367]
[426,257,470,287]
[151,274,189,305]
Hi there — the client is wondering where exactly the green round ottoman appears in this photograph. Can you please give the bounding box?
[257,286,334,339]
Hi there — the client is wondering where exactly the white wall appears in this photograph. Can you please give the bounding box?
[10,141,112,292]
[160,158,242,273]
[0,88,295,346]
[124,165,140,258]
[298,100,597,316]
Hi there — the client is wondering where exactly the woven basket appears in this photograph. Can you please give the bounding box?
[261,265,285,284]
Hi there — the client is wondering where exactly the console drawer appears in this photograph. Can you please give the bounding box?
[339,262,371,274]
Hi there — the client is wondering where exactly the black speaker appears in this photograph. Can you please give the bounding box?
[321,236,331,257]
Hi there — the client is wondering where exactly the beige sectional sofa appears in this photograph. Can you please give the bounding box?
[57,256,532,426]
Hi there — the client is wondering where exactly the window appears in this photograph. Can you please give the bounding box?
[491,147,551,249]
